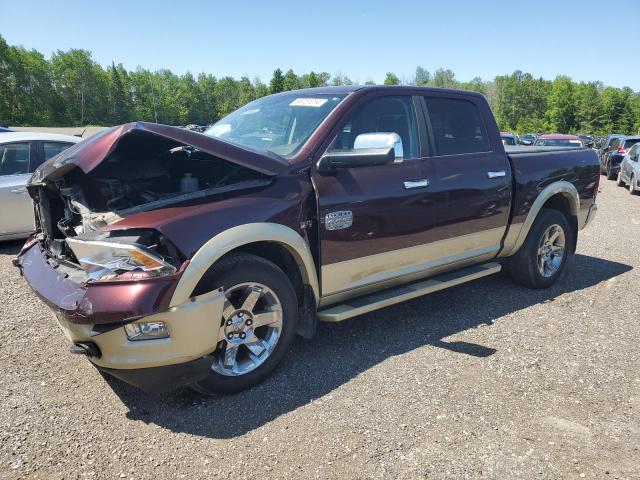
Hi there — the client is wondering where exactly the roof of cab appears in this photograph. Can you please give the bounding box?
[272,85,487,98]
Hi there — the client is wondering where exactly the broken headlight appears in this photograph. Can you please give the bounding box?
[65,237,177,281]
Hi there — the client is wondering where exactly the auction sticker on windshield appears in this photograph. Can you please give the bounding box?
[290,98,328,107]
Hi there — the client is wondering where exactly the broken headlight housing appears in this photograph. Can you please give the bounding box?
[65,237,177,281]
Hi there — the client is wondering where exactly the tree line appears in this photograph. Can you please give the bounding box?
[1,34,639,135]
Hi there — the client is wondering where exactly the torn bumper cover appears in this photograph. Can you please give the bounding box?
[18,243,225,391]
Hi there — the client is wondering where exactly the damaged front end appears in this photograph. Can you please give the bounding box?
[26,122,284,284]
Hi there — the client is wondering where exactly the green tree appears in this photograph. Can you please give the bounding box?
[282,69,299,91]
[574,82,604,133]
[51,49,108,125]
[414,66,430,85]
[108,62,132,124]
[384,72,400,85]
[545,76,576,133]
[269,68,284,94]
[430,68,457,88]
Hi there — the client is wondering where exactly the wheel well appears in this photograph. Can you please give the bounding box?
[542,193,578,253]
[230,242,305,306]
[211,242,318,338]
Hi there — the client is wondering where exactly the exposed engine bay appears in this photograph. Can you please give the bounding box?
[30,134,272,275]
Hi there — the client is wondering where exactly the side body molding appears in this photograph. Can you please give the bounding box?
[169,223,320,307]
[501,181,580,257]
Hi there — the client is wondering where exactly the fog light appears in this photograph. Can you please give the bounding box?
[124,321,170,341]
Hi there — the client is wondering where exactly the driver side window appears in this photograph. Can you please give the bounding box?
[329,96,419,159]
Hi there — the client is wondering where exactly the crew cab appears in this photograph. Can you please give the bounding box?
[15,86,599,394]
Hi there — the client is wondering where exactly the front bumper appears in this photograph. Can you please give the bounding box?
[17,242,226,387]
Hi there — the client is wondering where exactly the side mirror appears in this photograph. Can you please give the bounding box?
[317,132,403,172]
[317,147,395,172]
[354,132,404,159]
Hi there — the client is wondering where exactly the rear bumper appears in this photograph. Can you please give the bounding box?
[17,242,226,377]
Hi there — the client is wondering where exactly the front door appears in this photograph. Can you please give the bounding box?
[0,142,36,237]
[312,94,435,299]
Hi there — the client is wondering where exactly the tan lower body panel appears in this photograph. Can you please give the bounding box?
[321,227,505,300]
[318,262,502,322]
[54,289,225,370]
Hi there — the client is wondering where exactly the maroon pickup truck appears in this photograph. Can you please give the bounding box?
[15,86,599,394]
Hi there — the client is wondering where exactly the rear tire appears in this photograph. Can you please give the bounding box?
[606,163,616,180]
[506,209,574,289]
[190,253,298,395]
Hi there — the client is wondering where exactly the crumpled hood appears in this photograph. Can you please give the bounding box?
[29,121,289,184]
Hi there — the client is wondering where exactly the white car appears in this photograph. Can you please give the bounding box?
[0,132,81,240]
[616,140,640,195]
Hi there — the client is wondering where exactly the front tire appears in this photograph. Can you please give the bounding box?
[616,171,625,187]
[506,209,574,289]
[630,175,638,195]
[191,253,298,395]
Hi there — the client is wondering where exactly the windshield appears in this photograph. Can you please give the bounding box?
[204,93,346,158]
[535,139,583,147]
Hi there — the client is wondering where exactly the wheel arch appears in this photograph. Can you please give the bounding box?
[168,223,319,308]
[506,181,580,256]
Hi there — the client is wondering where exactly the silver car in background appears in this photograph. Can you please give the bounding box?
[617,142,640,195]
[0,132,80,240]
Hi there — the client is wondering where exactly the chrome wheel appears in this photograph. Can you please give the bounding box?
[537,224,566,278]
[211,282,283,377]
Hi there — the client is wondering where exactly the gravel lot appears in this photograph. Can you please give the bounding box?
[1,179,639,480]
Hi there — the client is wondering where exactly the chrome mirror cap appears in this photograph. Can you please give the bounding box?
[354,132,403,160]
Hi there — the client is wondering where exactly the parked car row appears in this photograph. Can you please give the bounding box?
[500,132,594,148]
[597,134,640,194]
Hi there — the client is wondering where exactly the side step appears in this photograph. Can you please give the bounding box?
[317,262,501,323]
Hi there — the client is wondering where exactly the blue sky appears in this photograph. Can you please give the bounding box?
[3,0,639,90]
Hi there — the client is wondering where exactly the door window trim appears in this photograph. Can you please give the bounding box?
[317,92,430,166]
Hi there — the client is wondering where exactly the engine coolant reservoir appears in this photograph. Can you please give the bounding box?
[180,173,199,193]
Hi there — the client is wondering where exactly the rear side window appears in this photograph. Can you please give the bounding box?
[424,97,490,155]
[0,142,30,176]
[43,141,75,161]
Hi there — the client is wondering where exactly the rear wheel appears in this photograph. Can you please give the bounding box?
[191,253,298,395]
[606,163,616,180]
[506,209,573,289]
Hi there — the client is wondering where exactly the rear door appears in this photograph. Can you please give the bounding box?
[420,94,512,265]
[0,141,36,236]
[312,94,436,298]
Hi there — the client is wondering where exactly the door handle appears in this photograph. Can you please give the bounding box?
[10,188,27,194]
[403,179,430,189]
[487,171,506,179]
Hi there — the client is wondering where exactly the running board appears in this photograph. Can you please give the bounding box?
[317,262,501,323]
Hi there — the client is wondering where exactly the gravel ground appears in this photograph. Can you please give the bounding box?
[1,179,639,480]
